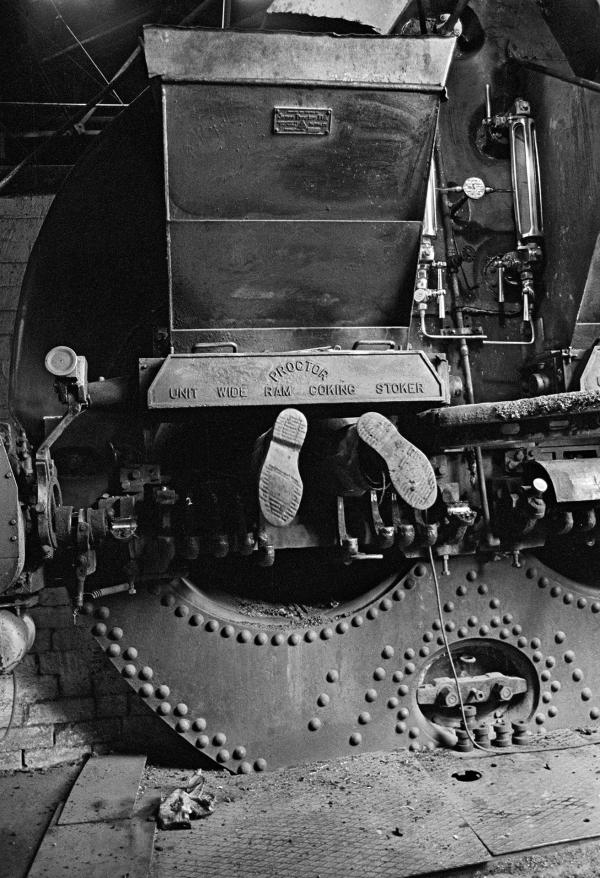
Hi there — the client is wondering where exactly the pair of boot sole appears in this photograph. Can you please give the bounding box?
[259,409,437,527]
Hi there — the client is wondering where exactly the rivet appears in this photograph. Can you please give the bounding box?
[551,680,561,692]
[420,646,430,657]
[288,633,301,646]
[305,630,317,642]
[517,636,528,648]
[546,657,556,668]
[490,617,501,628]
[503,614,514,624]
[582,688,593,701]
[387,697,399,709]
[572,669,584,682]
[374,668,386,681]
[190,614,204,627]
[540,671,551,682]
[193,718,207,732]
[564,650,576,663]
[122,664,136,678]
[107,643,121,658]
[577,598,588,609]
[238,762,252,774]
[176,719,191,733]
[500,628,510,640]
[238,630,252,643]
[532,651,543,663]
[456,585,467,597]
[317,694,330,707]
[489,599,500,610]
[95,606,110,620]
[272,633,284,646]
[392,671,404,682]
[414,564,426,577]
[358,712,371,724]
[196,735,209,749]
[555,631,566,644]
[457,627,468,638]
[437,636,444,646]
[233,746,247,760]
[380,598,392,612]
[550,586,562,598]
[538,576,550,588]
[308,718,322,731]
[398,707,410,719]
[395,722,406,734]
[444,602,455,613]
[365,689,378,702]
[352,616,364,627]
[466,570,478,582]
[255,632,268,645]
[321,627,334,640]
[563,593,574,605]
[216,749,230,763]
[337,621,349,634]
[405,663,416,675]
[206,620,219,632]
[468,616,478,627]
[349,733,362,746]
[477,584,488,595]
[221,625,235,638]
[531,637,541,649]
[139,666,153,681]
[213,732,227,746]
[93,623,107,637]
[157,702,171,715]
[535,713,545,725]
[124,647,138,660]
[161,595,176,608]
[326,670,339,683]
[403,648,415,660]
[108,627,123,641]
[139,683,153,698]
[408,727,420,739]
[548,706,558,718]
[513,625,522,635]
[590,708,600,720]
[432,620,442,631]
[542,692,552,704]
[405,577,417,590]
[366,608,378,621]
[593,603,600,614]
[81,603,94,616]
[423,631,434,642]
[174,605,188,618]
[174,703,188,716]
[254,758,267,772]
[392,589,405,601]
[382,645,394,659]
[398,684,409,696]
[479,626,490,636]
[156,685,170,699]
[526,567,537,579]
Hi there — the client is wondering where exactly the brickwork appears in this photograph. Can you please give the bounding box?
[0,195,145,769]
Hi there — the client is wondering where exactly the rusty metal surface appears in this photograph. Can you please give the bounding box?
[85,552,600,772]
[265,0,411,34]
[0,442,24,594]
[58,755,146,824]
[150,753,489,878]
[145,350,449,409]
[144,27,456,91]
[427,746,600,855]
[531,459,600,503]
[170,327,411,355]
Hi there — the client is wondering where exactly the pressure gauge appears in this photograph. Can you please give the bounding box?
[462,177,486,199]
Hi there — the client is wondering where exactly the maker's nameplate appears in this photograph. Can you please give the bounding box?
[273,107,332,136]
[146,351,448,409]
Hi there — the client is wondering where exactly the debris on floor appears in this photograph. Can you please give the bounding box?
[157,769,215,829]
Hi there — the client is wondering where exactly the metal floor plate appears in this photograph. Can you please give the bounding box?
[150,752,489,878]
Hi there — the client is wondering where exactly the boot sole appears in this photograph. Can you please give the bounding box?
[259,409,307,526]
[357,412,437,510]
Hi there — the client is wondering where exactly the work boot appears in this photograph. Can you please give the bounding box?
[257,408,307,527]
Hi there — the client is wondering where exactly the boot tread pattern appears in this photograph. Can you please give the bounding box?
[259,409,307,526]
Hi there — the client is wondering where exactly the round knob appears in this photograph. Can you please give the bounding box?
[45,346,77,377]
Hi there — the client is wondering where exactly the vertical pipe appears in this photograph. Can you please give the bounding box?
[417,0,428,34]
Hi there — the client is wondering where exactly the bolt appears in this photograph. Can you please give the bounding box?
[439,685,459,708]
[9,519,16,526]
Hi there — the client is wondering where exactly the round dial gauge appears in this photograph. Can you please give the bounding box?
[462,177,486,199]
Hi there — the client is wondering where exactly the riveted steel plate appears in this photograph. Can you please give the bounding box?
[273,107,332,135]
[150,753,489,878]
[85,552,600,773]
[427,747,600,854]
[58,755,146,824]
[145,350,449,408]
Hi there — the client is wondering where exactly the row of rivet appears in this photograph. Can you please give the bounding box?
[537,575,600,612]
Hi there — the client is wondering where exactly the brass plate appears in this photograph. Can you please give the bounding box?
[273,107,332,135]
